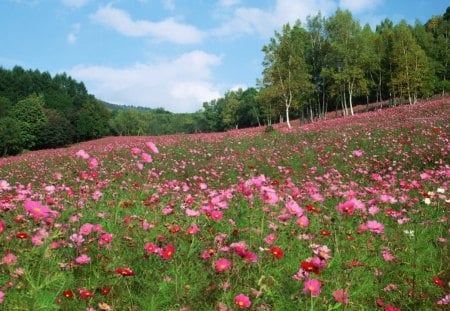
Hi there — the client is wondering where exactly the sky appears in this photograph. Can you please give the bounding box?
[0,0,447,113]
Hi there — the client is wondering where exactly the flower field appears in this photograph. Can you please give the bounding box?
[0,99,449,311]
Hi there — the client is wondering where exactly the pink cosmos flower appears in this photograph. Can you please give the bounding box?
[1,253,18,265]
[333,288,349,304]
[367,220,385,234]
[144,243,159,254]
[79,223,94,236]
[286,200,303,216]
[234,293,251,309]
[382,250,395,261]
[215,258,231,272]
[186,225,199,235]
[303,279,321,297]
[210,210,223,221]
[0,221,5,234]
[141,152,153,163]
[296,215,309,228]
[145,141,159,153]
[92,190,102,201]
[261,186,280,205]
[185,208,200,217]
[88,157,98,170]
[352,150,363,157]
[75,254,91,265]
[0,180,11,191]
[310,193,324,202]
[24,200,52,222]
[385,305,401,311]
[0,290,4,303]
[75,149,90,159]
[263,233,277,245]
[99,233,113,246]
[131,147,141,155]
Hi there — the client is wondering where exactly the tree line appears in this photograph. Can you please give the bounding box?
[0,7,448,156]
[204,7,449,130]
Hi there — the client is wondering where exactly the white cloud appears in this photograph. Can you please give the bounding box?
[67,23,80,44]
[213,0,337,38]
[62,0,90,8]
[90,5,204,44]
[67,33,77,44]
[162,0,175,11]
[69,50,222,113]
[219,0,241,7]
[339,0,384,14]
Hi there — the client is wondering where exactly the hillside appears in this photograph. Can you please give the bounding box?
[0,98,448,310]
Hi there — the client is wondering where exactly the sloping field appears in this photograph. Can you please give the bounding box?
[0,98,449,310]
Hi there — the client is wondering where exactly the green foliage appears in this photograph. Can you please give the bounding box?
[75,97,111,141]
[36,109,73,149]
[0,117,23,156]
[9,94,47,150]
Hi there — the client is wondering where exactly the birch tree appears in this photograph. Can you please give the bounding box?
[261,21,312,129]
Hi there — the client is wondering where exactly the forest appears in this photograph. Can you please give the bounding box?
[0,7,448,156]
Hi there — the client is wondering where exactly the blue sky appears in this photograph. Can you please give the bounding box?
[0,0,447,113]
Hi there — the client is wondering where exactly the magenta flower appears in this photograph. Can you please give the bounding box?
[352,150,363,157]
[333,288,349,304]
[2,253,18,265]
[88,157,98,169]
[145,141,159,153]
[144,243,158,254]
[79,223,94,236]
[215,258,231,272]
[234,293,251,309]
[303,279,321,297]
[75,254,91,265]
[296,215,309,228]
[367,220,385,234]
[24,200,52,222]
[141,152,153,163]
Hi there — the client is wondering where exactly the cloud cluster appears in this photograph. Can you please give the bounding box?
[66,0,385,112]
[62,0,90,8]
[70,51,222,113]
[90,5,204,44]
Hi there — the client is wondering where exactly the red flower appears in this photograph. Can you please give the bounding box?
[306,204,321,214]
[16,232,28,239]
[116,267,135,276]
[301,261,320,274]
[99,287,111,295]
[270,246,284,259]
[62,290,74,299]
[432,276,444,287]
[320,230,331,236]
[78,289,94,300]
[160,245,175,260]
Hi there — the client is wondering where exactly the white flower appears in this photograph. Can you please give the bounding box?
[403,230,415,237]
[423,198,431,205]
[436,188,445,194]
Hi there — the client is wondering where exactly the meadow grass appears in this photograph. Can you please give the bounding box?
[0,99,448,310]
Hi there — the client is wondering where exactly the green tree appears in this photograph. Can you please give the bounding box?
[306,13,329,119]
[390,21,431,104]
[36,109,73,149]
[0,96,12,118]
[9,93,47,150]
[0,117,24,156]
[325,9,367,116]
[222,90,241,129]
[75,97,111,141]
[261,21,312,128]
